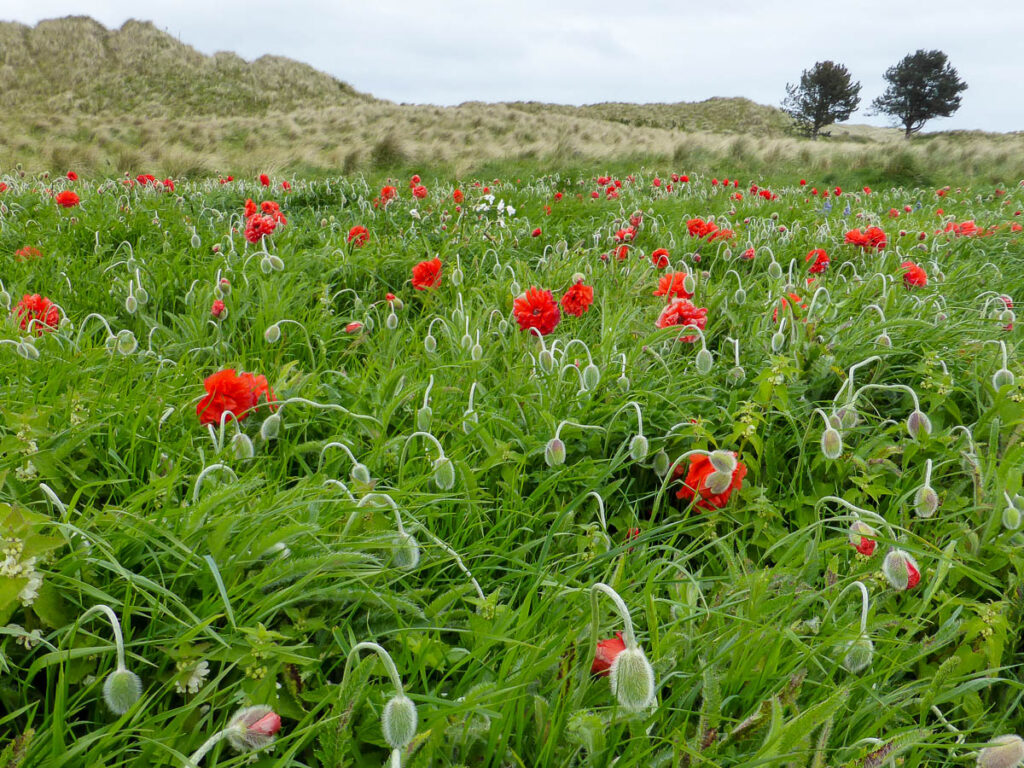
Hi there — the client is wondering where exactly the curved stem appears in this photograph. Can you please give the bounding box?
[342,642,405,696]
[815,496,896,541]
[822,581,870,634]
[851,382,920,412]
[77,604,127,671]
[193,464,238,503]
[587,491,607,532]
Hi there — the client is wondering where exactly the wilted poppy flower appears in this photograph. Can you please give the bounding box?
[651,248,670,269]
[592,632,626,676]
[55,190,79,208]
[653,272,693,300]
[656,298,707,342]
[411,257,442,290]
[901,261,927,288]
[674,451,747,509]
[513,287,560,336]
[13,294,60,334]
[805,248,829,274]
[560,281,594,317]
[347,225,370,247]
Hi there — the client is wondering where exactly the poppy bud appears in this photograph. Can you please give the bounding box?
[227,706,281,752]
[882,548,921,590]
[424,334,437,353]
[977,735,1024,768]
[219,278,232,297]
[125,294,138,314]
[460,332,472,349]
[728,365,746,384]
[115,329,137,356]
[582,363,601,390]
[993,368,1015,390]
[617,375,630,392]
[260,413,281,441]
[695,348,713,375]
[914,484,939,518]
[705,470,733,495]
[545,438,566,467]
[462,408,478,434]
[629,434,649,462]
[498,319,509,334]
[682,273,696,295]
[849,520,877,556]
[16,339,40,360]
[768,261,783,279]
[416,406,432,432]
[267,254,284,271]
[733,288,746,305]
[538,349,555,372]
[264,323,281,343]
[191,232,201,249]
[471,342,483,361]
[451,267,464,286]
[652,449,670,477]
[1003,503,1021,531]
[363,314,374,331]
[433,456,456,490]
[383,310,397,331]
[876,332,891,347]
[841,633,874,673]
[103,668,142,715]
[771,331,785,352]
[382,694,418,749]
[821,427,843,459]
[1000,309,1015,326]
[906,410,931,439]
[259,255,273,274]
[0,288,9,310]
[391,531,420,570]
[709,450,737,474]
[510,280,521,296]
[609,646,656,712]
[136,287,149,306]
[351,462,372,485]
[231,431,255,460]
[837,405,859,430]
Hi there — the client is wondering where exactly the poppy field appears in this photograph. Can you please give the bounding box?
[2,169,1024,768]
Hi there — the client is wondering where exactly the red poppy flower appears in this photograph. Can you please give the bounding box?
[844,227,886,250]
[805,248,829,274]
[686,218,718,239]
[560,282,594,317]
[773,292,807,322]
[211,299,226,318]
[741,248,755,260]
[651,248,670,269]
[196,369,274,425]
[531,227,542,237]
[799,179,807,186]
[281,180,291,191]
[513,287,561,336]
[55,191,79,208]
[656,298,707,342]
[259,174,270,187]
[901,261,927,288]
[411,257,442,290]
[66,171,78,181]
[345,321,363,333]
[244,214,277,243]
[653,272,693,300]
[410,174,421,186]
[15,246,42,262]
[453,189,464,203]
[412,185,428,199]
[673,452,747,509]
[12,294,60,334]
[591,632,626,676]
[347,225,370,247]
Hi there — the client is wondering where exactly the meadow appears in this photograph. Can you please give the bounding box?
[1,167,1024,768]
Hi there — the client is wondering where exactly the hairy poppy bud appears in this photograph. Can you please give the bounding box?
[433,456,456,490]
[906,409,931,439]
[0,288,9,310]
[882,548,921,590]
[1000,309,1015,326]
[423,334,437,353]
[231,431,255,460]
[629,434,649,462]
[652,449,670,477]
[842,633,874,673]
[582,363,601,390]
[462,408,478,434]
[609,646,656,712]
[914,484,939,518]
[382,694,418,749]
[471,341,483,361]
[545,438,566,467]
[510,280,521,296]
[264,323,281,343]
[451,267,464,286]
[16,339,40,360]
[821,427,843,460]
[993,368,1015,390]
[260,413,281,441]
[190,232,201,248]
[538,348,555,372]
[768,260,783,280]
[103,668,142,715]
[771,331,785,352]
[460,332,472,349]
[391,531,420,570]
[728,365,745,384]
[836,405,859,430]
[733,288,746,305]
[695,348,713,375]
[227,706,281,753]
[125,294,138,314]
[416,406,432,432]
[386,311,398,330]
[876,332,891,348]
[267,254,284,271]
[136,287,149,306]
[259,255,273,274]
[115,330,137,356]
[849,520,877,556]
[351,462,372,485]
[977,735,1024,768]
[498,319,509,334]
[709,450,737,474]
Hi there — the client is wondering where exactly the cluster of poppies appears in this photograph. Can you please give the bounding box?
[243,199,287,243]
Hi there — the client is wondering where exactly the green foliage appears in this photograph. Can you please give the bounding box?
[782,61,862,139]
[871,50,968,137]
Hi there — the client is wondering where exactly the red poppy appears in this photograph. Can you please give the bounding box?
[531,227,542,237]
[653,272,693,300]
[844,227,886,250]
[281,180,291,191]
[66,171,78,181]
[12,294,60,334]
[901,261,927,288]
[651,248,670,269]
[347,225,370,247]
[345,321,363,333]
[211,299,226,318]
[244,214,277,243]
[55,191,79,208]
[591,632,626,676]
[773,292,807,322]
[196,369,274,425]
[560,282,594,317]
[453,189,464,203]
[686,218,718,239]
[513,287,561,336]
[259,174,270,187]
[15,246,42,262]
[673,452,747,510]
[805,248,829,274]
[411,257,442,290]
[656,298,707,342]
[799,179,807,186]
[412,185,428,199]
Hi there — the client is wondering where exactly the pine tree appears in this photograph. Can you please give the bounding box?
[871,50,967,137]
[781,61,861,140]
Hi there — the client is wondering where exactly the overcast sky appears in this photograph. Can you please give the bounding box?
[6,0,1023,132]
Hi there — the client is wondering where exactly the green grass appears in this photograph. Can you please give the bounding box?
[1,169,1024,767]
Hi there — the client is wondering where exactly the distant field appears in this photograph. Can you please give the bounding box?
[1,167,1023,766]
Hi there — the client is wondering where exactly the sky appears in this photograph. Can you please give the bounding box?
[6,0,1024,132]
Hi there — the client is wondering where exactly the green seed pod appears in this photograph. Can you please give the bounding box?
[433,456,456,490]
[382,694,418,749]
[103,668,142,715]
[609,646,656,712]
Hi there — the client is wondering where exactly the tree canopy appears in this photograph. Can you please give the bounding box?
[782,61,861,139]
[871,50,967,137]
